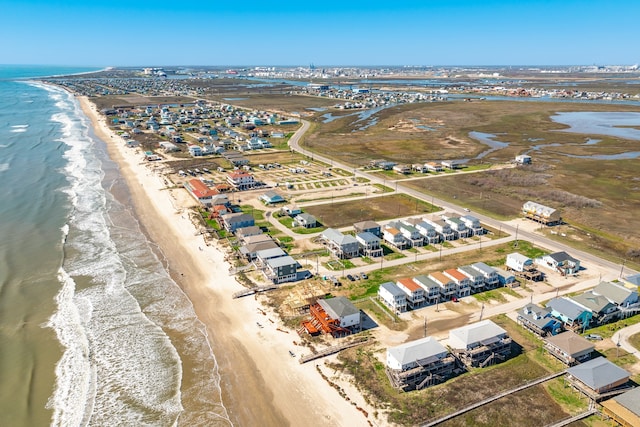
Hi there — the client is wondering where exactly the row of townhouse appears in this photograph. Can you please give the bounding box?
[518,280,639,335]
[378,262,503,313]
[383,214,484,250]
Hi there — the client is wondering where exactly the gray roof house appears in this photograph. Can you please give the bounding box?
[356,231,383,257]
[516,303,563,337]
[256,247,287,264]
[471,262,500,289]
[264,255,298,284]
[321,228,359,259]
[571,291,619,325]
[566,357,631,398]
[539,251,580,276]
[223,212,255,232]
[448,319,512,368]
[240,240,279,260]
[318,296,361,330]
[235,225,263,241]
[353,220,381,237]
[546,297,593,329]
[457,265,485,292]
[378,282,407,313]
[386,337,456,390]
[293,213,317,229]
[460,215,484,235]
[412,275,442,305]
[415,221,440,244]
[601,387,640,426]
[544,331,594,365]
[593,281,639,308]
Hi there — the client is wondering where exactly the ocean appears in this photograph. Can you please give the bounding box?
[0,66,230,426]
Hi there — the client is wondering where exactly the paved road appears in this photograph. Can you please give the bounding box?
[288,119,637,280]
[612,322,640,358]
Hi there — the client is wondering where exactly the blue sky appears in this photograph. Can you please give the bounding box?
[1,0,638,66]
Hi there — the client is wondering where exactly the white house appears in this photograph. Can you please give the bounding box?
[378,282,408,313]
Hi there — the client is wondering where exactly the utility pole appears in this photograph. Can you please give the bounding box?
[479,303,485,321]
[514,224,519,248]
[424,316,427,338]
[620,259,626,278]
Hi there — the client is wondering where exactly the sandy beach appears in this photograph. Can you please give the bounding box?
[77,97,374,427]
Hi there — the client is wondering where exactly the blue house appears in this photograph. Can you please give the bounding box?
[546,297,593,330]
[517,303,563,336]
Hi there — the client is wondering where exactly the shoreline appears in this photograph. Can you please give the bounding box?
[76,96,373,426]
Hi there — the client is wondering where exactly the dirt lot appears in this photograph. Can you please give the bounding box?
[303,193,437,228]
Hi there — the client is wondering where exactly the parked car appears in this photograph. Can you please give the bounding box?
[346,274,356,282]
[360,272,368,280]
[585,334,603,341]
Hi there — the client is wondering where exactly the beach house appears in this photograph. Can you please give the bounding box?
[321,228,359,259]
[412,275,442,305]
[516,303,563,337]
[386,337,456,390]
[396,277,426,309]
[544,331,594,365]
[448,320,512,368]
[378,282,408,313]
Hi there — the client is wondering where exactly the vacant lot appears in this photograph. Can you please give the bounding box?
[303,193,438,228]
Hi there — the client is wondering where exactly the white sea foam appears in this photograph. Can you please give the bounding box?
[11,124,29,128]
[47,88,185,425]
[0,163,9,173]
[10,128,27,133]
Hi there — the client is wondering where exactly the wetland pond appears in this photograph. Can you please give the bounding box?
[469,112,640,160]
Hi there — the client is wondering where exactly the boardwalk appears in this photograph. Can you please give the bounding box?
[421,370,565,427]
[298,337,368,364]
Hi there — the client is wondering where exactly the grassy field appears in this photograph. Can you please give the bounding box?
[303,193,439,228]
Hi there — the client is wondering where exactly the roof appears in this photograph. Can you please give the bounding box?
[566,357,630,390]
[449,320,507,348]
[322,228,358,246]
[517,303,556,329]
[266,255,297,268]
[593,281,634,305]
[507,252,532,264]
[606,387,640,416]
[444,268,467,282]
[241,240,278,255]
[256,247,286,260]
[225,212,254,224]
[548,251,579,264]
[458,265,482,278]
[356,231,379,243]
[296,212,316,222]
[624,273,640,286]
[397,277,422,292]
[471,262,496,276]
[388,337,448,367]
[412,275,440,290]
[187,179,218,198]
[547,297,587,320]
[545,331,594,356]
[379,282,406,298]
[430,271,453,285]
[260,190,284,201]
[354,220,380,230]
[571,292,616,313]
[384,227,401,236]
[319,296,359,319]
